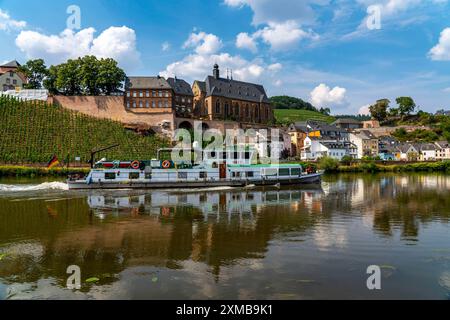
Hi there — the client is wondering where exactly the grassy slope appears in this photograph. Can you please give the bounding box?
[274,109,336,124]
[0,97,168,164]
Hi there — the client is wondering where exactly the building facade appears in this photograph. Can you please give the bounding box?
[124,76,174,113]
[350,130,379,159]
[0,60,26,91]
[192,64,274,124]
[167,77,194,118]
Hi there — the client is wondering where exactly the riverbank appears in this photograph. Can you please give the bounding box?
[323,161,450,173]
[0,166,90,177]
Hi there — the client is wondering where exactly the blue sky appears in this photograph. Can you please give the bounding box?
[1,0,450,114]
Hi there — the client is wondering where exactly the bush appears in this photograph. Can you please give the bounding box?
[318,156,340,172]
[340,155,354,166]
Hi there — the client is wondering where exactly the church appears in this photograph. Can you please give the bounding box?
[192,64,274,125]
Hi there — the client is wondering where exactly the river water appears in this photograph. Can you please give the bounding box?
[0,174,449,300]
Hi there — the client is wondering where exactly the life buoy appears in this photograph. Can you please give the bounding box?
[162,160,171,169]
[131,160,140,170]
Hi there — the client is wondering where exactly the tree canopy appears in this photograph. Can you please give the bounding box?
[21,56,126,96]
[369,99,390,121]
[270,96,318,112]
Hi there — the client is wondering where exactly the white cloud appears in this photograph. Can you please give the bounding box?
[224,0,328,26]
[254,20,317,50]
[236,32,258,52]
[0,9,26,31]
[162,41,170,51]
[183,32,223,55]
[161,31,282,84]
[428,27,450,61]
[358,104,371,115]
[15,26,140,71]
[310,83,348,108]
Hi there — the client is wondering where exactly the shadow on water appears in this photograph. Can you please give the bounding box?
[0,173,450,299]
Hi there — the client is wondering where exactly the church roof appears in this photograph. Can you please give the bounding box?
[167,77,194,96]
[204,75,270,104]
[125,76,172,90]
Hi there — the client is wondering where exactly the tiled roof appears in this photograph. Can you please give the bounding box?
[204,75,270,104]
[167,77,194,96]
[194,80,206,92]
[125,76,172,90]
[0,60,21,68]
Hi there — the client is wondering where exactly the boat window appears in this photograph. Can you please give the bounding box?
[232,172,241,178]
[105,172,116,180]
[246,171,254,178]
[178,172,188,179]
[264,168,277,176]
[200,172,207,179]
[145,173,152,179]
[244,152,251,159]
[210,151,216,158]
[222,152,227,160]
[129,172,140,180]
[291,168,301,176]
[279,168,290,176]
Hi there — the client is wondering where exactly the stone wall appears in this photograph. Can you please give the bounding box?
[50,95,175,136]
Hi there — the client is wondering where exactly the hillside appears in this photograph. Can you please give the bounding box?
[0,96,168,164]
[274,109,336,125]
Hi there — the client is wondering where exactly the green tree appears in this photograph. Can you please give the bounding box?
[18,59,49,89]
[43,65,59,95]
[97,58,126,95]
[396,97,416,117]
[56,59,82,95]
[79,55,100,95]
[270,95,318,111]
[369,99,390,122]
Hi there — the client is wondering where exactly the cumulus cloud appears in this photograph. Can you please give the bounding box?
[224,0,327,26]
[358,104,371,115]
[160,32,282,84]
[428,27,450,61]
[0,9,26,31]
[254,20,317,50]
[236,32,258,52]
[310,83,348,108]
[183,31,223,55]
[15,26,140,71]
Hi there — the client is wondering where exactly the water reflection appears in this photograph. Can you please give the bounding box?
[0,174,450,299]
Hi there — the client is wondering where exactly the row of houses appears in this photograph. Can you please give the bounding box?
[288,119,450,161]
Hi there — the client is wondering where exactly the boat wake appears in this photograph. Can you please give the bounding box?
[0,182,69,192]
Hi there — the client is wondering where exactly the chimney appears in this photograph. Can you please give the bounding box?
[213,64,220,79]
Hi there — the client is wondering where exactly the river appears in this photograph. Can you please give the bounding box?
[0,173,449,300]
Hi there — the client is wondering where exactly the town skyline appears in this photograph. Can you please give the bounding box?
[1,0,450,115]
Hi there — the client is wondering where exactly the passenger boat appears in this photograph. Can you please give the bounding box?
[67,148,323,190]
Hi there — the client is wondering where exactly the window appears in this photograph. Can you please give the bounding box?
[165,91,169,97]
[232,172,241,178]
[291,168,301,176]
[129,172,140,180]
[246,171,254,178]
[146,101,149,108]
[182,97,185,103]
[188,98,191,103]
[279,168,290,176]
[199,172,207,179]
[158,91,163,97]
[245,104,250,117]
[264,168,277,176]
[209,151,217,158]
[164,101,169,108]
[152,90,156,97]
[6,78,10,84]
[244,152,251,160]
[139,91,143,97]
[133,101,136,108]
[133,91,137,97]
[178,172,187,179]
[215,101,221,114]
[126,101,130,108]
[146,91,150,97]
[105,172,116,180]
[127,92,130,97]
[139,101,143,108]
[152,101,156,108]
[10,72,14,77]
[158,101,162,108]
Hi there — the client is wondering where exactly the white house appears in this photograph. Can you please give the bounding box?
[420,143,437,161]
[435,141,450,160]
[301,137,347,160]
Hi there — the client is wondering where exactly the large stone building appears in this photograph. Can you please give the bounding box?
[0,60,27,91]
[124,76,194,119]
[192,64,273,124]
